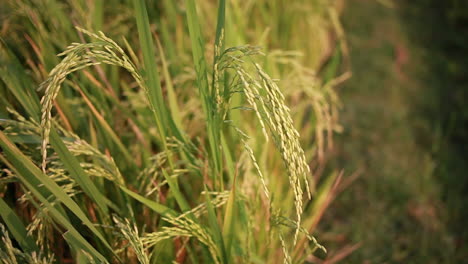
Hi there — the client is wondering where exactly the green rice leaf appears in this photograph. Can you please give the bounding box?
[64,231,109,263]
[0,131,114,256]
[185,0,223,187]
[161,168,190,213]
[49,128,113,215]
[0,197,39,253]
[120,186,177,217]
[205,186,228,264]
[132,0,169,144]
[222,178,236,262]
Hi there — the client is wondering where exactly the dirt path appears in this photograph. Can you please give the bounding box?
[319,1,464,262]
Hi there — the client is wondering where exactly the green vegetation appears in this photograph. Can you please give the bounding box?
[0,0,343,263]
[3,0,467,263]
[319,0,468,263]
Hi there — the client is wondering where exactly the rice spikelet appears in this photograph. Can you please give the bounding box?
[143,214,221,264]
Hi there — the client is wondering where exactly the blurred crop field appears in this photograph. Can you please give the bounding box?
[0,0,467,263]
[321,0,468,263]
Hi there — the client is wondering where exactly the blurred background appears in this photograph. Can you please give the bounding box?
[1,0,467,263]
[322,0,468,262]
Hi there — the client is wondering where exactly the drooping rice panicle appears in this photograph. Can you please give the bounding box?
[0,0,339,262]
[0,224,55,264]
[143,214,221,264]
[217,46,313,244]
[113,217,150,264]
[39,27,147,172]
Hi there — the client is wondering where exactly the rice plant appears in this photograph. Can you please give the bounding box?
[0,0,344,263]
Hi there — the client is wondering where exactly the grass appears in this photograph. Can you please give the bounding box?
[0,0,343,263]
[318,0,468,262]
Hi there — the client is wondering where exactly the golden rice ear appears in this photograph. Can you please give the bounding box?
[39,29,146,173]
[218,46,313,245]
[0,223,55,263]
[113,216,149,264]
[143,214,222,264]
[279,230,293,264]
